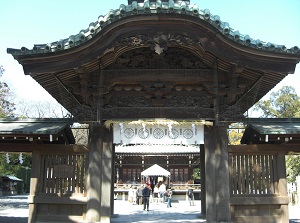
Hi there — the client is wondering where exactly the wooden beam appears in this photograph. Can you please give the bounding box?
[228,144,300,154]
[28,195,87,204]
[230,196,289,205]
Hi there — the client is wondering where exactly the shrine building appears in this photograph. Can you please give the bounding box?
[4,0,300,222]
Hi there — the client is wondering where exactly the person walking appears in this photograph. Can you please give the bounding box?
[166,187,173,208]
[142,184,151,211]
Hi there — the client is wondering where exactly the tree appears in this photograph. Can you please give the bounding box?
[253,86,300,118]
[228,122,245,145]
[253,86,300,183]
[72,124,89,145]
[0,66,31,193]
[0,153,32,193]
[15,99,70,118]
[286,155,300,183]
[0,65,15,118]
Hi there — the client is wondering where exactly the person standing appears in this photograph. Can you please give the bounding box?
[166,187,173,208]
[158,182,166,201]
[153,184,159,203]
[128,185,133,203]
[137,185,144,205]
[188,186,195,206]
[132,186,137,204]
[142,184,151,211]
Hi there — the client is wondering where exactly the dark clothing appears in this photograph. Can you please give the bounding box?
[142,186,151,197]
[188,188,193,198]
[142,186,151,210]
[188,188,194,205]
[143,197,149,211]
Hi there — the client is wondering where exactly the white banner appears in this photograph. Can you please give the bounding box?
[113,123,204,145]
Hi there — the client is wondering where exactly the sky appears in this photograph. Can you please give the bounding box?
[0,0,299,117]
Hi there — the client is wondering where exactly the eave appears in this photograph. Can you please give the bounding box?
[6,1,300,122]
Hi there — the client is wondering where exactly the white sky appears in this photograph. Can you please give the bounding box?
[0,0,299,117]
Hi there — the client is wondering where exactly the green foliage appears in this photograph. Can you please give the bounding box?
[192,167,200,180]
[253,86,300,118]
[0,153,32,193]
[228,123,245,145]
[286,155,300,183]
[254,86,300,183]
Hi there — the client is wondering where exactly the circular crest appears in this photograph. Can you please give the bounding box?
[153,128,164,139]
[168,129,179,139]
[183,129,194,139]
[124,128,134,139]
[138,128,149,139]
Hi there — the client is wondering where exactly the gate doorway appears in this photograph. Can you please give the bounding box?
[111,120,205,221]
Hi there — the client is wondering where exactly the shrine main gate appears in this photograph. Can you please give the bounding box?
[0,119,298,223]
[6,0,300,222]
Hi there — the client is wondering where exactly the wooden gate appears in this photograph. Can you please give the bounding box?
[229,145,289,223]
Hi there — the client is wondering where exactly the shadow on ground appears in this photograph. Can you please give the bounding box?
[0,216,27,223]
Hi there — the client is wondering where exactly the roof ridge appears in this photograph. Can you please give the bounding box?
[7,0,299,56]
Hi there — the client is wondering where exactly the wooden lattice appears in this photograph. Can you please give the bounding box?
[229,154,277,195]
[40,154,86,195]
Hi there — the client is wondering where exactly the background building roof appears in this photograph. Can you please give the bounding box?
[0,118,75,144]
[241,118,300,145]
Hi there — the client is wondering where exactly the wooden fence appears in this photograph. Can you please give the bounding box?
[29,147,88,223]
[40,154,86,195]
[228,146,289,223]
[229,154,277,195]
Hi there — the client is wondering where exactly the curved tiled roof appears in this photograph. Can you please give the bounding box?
[7,0,300,56]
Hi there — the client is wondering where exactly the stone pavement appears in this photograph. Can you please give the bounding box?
[112,200,206,223]
[0,195,300,223]
[0,195,28,223]
[113,199,300,223]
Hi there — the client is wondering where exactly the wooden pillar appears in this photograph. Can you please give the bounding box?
[28,151,41,223]
[86,123,103,222]
[101,126,113,223]
[204,125,231,222]
[111,143,115,215]
[200,144,206,215]
[277,151,289,223]
[86,123,114,223]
